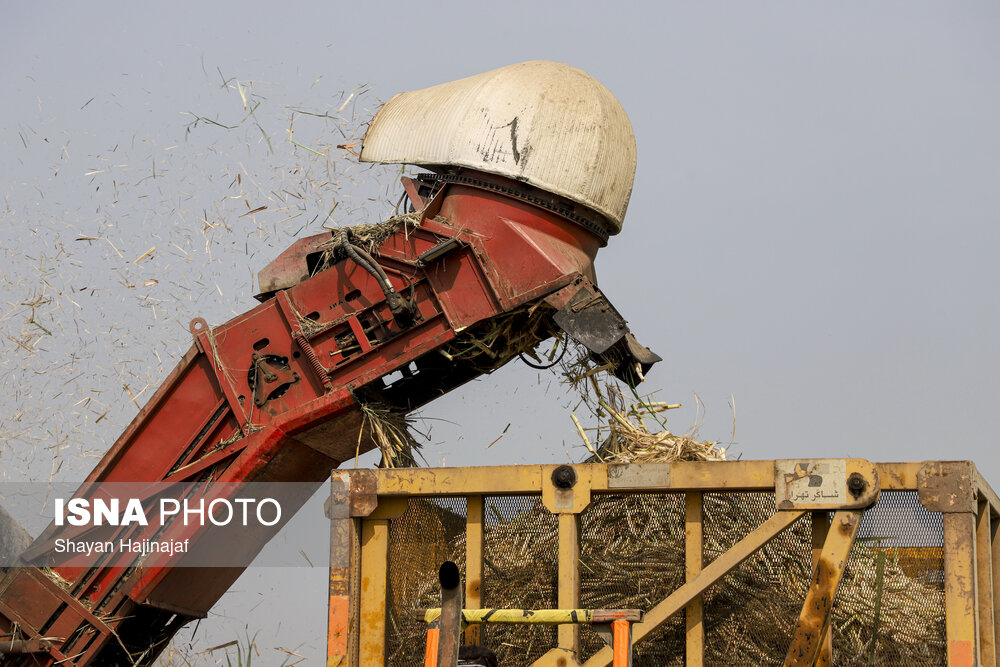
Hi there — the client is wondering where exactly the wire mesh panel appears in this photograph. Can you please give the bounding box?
[480,495,558,666]
[702,492,813,665]
[697,491,946,666]
[373,483,949,666]
[834,490,945,665]
[578,493,686,665]
[386,497,467,667]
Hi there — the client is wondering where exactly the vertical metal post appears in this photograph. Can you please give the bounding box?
[611,619,632,667]
[992,512,1000,667]
[349,515,362,667]
[944,512,979,667]
[978,500,996,667]
[465,495,484,646]
[359,518,389,665]
[685,491,704,666]
[424,627,440,667]
[438,562,463,667]
[811,511,833,666]
[558,513,581,655]
[328,473,358,667]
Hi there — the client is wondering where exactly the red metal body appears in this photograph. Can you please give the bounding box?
[0,172,650,665]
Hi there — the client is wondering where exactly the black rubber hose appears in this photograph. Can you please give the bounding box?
[519,336,568,370]
[335,228,418,326]
[336,229,395,296]
[352,245,396,294]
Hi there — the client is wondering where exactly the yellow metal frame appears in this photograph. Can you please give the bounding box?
[326,460,1000,667]
[423,608,642,667]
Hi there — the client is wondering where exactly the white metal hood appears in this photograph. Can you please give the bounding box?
[360,61,636,235]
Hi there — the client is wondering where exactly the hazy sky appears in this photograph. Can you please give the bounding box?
[2,2,998,664]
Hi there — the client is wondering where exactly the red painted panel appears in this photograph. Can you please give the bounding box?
[424,247,500,331]
[95,353,226,483]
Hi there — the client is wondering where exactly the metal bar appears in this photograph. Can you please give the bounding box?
[424,628,439,667]
[424,609,644,624]
[358,518,389,665]
[814,626,832,667]
[192,328,250,429]
[372,462,777,496]
[0,638,52,654]
[658,461,774,491]
[2,638,55,657]
[465,494,484,646]
[685,491,704,667]
[367,462,925,498]
[784,510,862,666]
[811,511,833,666]
[976,467,1000,519]
[944,511,979,667]
[583,509,807,667]
[980,499,997,667]
[558,513,581,654]
[328,473,353,667]
[438,562,462,667]
[376,465,545,495]
[348,514,362,666]
[876,462,924,491]
[611,620,631,667]
[993,512,1000,667]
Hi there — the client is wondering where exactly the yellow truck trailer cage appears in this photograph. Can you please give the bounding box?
[326,459,999,666]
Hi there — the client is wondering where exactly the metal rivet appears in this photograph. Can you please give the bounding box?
[847,473,866,499]
[552,465,577,489]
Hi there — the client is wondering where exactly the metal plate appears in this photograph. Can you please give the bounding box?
[917,460,977,513]
[552,287,626,354]
[775,459,848,509]
[607,464,670,489]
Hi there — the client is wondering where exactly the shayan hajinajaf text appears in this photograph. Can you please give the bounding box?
[54,538,190,557]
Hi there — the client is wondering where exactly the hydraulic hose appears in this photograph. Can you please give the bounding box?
[335,229,392,294]
[335,228,416,326]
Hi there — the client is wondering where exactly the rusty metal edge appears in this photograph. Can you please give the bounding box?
[975,465,1000,519]
[918,461,978,514]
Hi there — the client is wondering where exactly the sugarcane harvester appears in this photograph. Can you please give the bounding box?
[0,61,658,665]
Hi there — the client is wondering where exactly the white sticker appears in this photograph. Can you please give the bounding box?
[776,459,848,507]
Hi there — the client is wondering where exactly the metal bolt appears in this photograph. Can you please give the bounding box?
[847,473,866,499]
[551,465,577,489]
